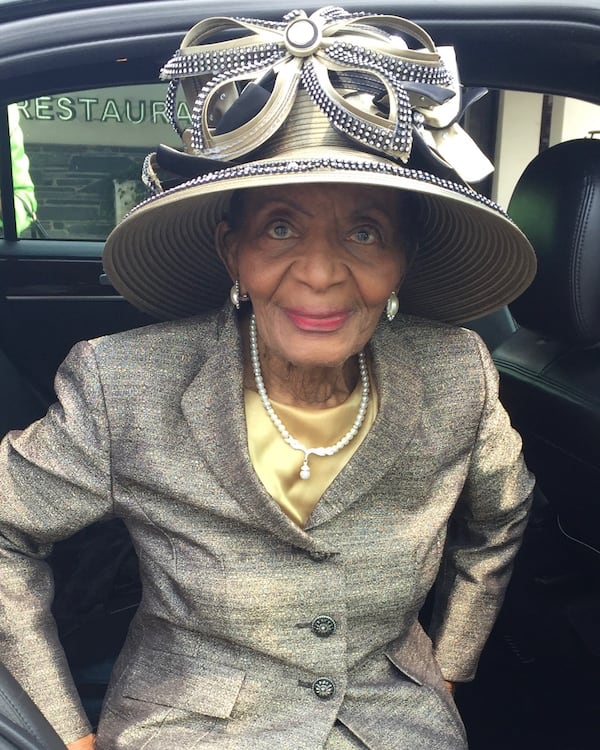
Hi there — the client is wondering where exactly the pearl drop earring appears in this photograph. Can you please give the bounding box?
[230,280,249,309]
[386,291,399,322]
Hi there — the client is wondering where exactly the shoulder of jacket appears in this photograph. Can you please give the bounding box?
[386,313,484,356]
[86,307,226,365]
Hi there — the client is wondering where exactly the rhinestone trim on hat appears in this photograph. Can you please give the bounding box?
[326,42,451,87]
[133,155,509,221]
[163,44,285,141]
[301,61,410,155]
[160,43,283,80]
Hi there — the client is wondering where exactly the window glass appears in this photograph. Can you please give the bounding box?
[12,84,187,240]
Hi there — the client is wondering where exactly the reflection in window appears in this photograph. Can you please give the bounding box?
[0,104,37,238]
[14,84,185,241]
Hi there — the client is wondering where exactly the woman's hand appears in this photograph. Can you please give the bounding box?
[66,733,96,749]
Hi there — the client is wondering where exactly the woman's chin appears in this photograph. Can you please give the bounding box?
[278,337,358,370]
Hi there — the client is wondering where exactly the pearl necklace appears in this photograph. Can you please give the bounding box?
[249,313,370,480]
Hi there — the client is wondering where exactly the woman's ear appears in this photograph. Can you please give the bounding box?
[396,239,413,290]
[215,221,238,281]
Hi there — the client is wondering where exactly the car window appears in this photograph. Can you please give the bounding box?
[2,83,185,242]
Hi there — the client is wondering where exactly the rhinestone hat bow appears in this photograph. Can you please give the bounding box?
[157,6,492,183]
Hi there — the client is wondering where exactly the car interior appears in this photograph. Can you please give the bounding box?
[1,1,600,748]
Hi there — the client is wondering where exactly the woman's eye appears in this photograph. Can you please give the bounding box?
[351,227,380,244]
[267,222,292,239]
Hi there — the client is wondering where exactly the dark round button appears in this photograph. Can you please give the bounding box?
[311,615,336,637]
[312,677,335,700]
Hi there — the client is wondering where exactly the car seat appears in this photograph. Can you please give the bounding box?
[0,348,47,435]
[0,662,66,750]
[493,137,600,554]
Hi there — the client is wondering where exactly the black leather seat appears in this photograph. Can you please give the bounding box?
[493,138,600,553]
[0,662,66,750]
[0,349,48,435]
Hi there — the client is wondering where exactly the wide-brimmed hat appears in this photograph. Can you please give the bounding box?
[103,6,536,323]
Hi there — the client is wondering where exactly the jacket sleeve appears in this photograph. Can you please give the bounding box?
[428,330,535,683]
[0,340,113,743]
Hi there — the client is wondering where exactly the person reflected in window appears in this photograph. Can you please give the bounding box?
[0,103,37,237]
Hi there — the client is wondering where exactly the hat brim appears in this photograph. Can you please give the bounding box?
[103,153,536,324]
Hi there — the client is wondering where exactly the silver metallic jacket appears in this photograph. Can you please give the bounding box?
[0,305,533,749]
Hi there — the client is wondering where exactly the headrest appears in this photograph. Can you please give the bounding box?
[508,138,600,347]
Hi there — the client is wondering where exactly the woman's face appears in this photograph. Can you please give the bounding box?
[217,182,409,370]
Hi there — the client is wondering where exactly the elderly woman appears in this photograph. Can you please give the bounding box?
[0,8,535,750]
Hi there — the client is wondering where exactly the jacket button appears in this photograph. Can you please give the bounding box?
[312,677,335,700]
[311,615,336,637]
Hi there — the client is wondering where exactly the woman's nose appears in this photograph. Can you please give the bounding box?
[293,233,347,290]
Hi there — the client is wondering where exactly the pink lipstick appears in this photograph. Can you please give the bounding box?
[285,309,351,332]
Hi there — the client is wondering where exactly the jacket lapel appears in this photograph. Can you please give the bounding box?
[305,319,424,529]
[181,308,320,551]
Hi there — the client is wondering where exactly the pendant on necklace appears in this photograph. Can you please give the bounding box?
[300,456,311,480]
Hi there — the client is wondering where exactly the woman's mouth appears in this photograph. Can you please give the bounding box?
[284,308,351,332]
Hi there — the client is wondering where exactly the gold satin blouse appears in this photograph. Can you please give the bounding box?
[244,375,378,527]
